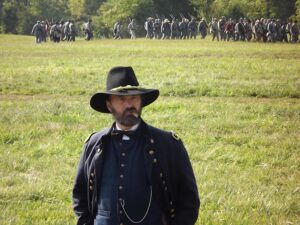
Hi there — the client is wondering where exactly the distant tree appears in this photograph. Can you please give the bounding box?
[247,0,296,19]
[268,0,296,20]
[295,0,300,21]
[152,0,196,18]
[29,0,70,21]
[0,0,29,33]
[69,0,86,20]
[190,0,215,19]
[94,0,154,37]
[85,0,105,15]
[192,0,297,21]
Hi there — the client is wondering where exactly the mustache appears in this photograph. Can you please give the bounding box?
[124,107,139,118]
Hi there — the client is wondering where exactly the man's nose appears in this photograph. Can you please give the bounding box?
[124,98,134,108]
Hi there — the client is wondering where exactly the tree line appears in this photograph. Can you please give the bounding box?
[0,0,299,38]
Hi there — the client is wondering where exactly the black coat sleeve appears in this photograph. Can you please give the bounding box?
[170,139,200,225]
[72,144,93,225]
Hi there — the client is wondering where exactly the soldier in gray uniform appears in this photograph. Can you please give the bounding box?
[128,19,137,39]
[145,17,154,39]
[290,20,299,43]
[210,18,219,41]
[153,19,161,39]
[40,21,47,42]
[267,19,276,42]
[59,20,65,41]
[286,20,292,42]
[253,19,263,42]
[113,21,122,39]
[161,19,171,39]
[83,19,93,41]
[68,20,76,41]
[63,20,70,41]
[49,22,61,43]
[244,19,252,41]
[31,21,43,43]
[217,16,226,41]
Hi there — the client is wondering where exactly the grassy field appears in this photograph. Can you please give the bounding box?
[0,34,299,225]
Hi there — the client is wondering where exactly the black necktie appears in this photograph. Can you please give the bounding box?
[111,129,135,137]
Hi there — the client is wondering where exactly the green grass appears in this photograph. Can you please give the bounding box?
[0,34,299,225]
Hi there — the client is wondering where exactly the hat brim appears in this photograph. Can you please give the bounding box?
[90,88,159,113]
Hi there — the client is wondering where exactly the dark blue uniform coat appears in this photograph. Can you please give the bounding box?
[72,120,200,225]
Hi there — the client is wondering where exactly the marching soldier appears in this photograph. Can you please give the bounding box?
[290,20,299,43]
[153,18,161,39]
[170,18,179,39]
[31,21,43,43]
[49,22,61,43]
[113,21,123,39]
[210,18,219,41]
[145,17,154,39]
[198,18,208,39]
[161,19,171,39]
[128,19,137,39]
[83,19,93,41]
[188,18,197,39]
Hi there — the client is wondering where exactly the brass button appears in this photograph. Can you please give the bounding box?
[153,158,157,163]
[89,179,93,184]
[91,173,94,177]
[89,186,93,191]
[171,213,175,218]
[170,201,173,205]
[149,150,154,155]
[120,210,123,215]
[162,180,166,185]
[119,186,123,190]
[121,164,125,167]
[164,186,168,191]
[120,174,124,179]
[97,148,102,153]
[122,152,126,156]
[160,173,163,178]
[171,208,175,213]
[150,138,154,143]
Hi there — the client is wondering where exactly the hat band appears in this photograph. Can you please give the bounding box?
[110,85,142,92]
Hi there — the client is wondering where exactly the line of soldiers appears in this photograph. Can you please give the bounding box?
[31,16,299,43]
[143,16,200,40]
[209,17,299,43]
[31,20,77,43]
[31,19,94,43]
[131,16,299,43]
[50,20,77,42]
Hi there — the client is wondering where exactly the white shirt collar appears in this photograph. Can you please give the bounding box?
[115,122,139,131]
[115,122,140,140]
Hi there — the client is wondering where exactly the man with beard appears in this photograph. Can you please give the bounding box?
[72,66,200,225]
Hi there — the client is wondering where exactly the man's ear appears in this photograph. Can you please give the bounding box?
[106,100,112,113]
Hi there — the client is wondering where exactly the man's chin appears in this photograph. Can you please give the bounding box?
[119,116,141,127]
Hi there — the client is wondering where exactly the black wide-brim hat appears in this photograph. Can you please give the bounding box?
[90,66,159,113]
